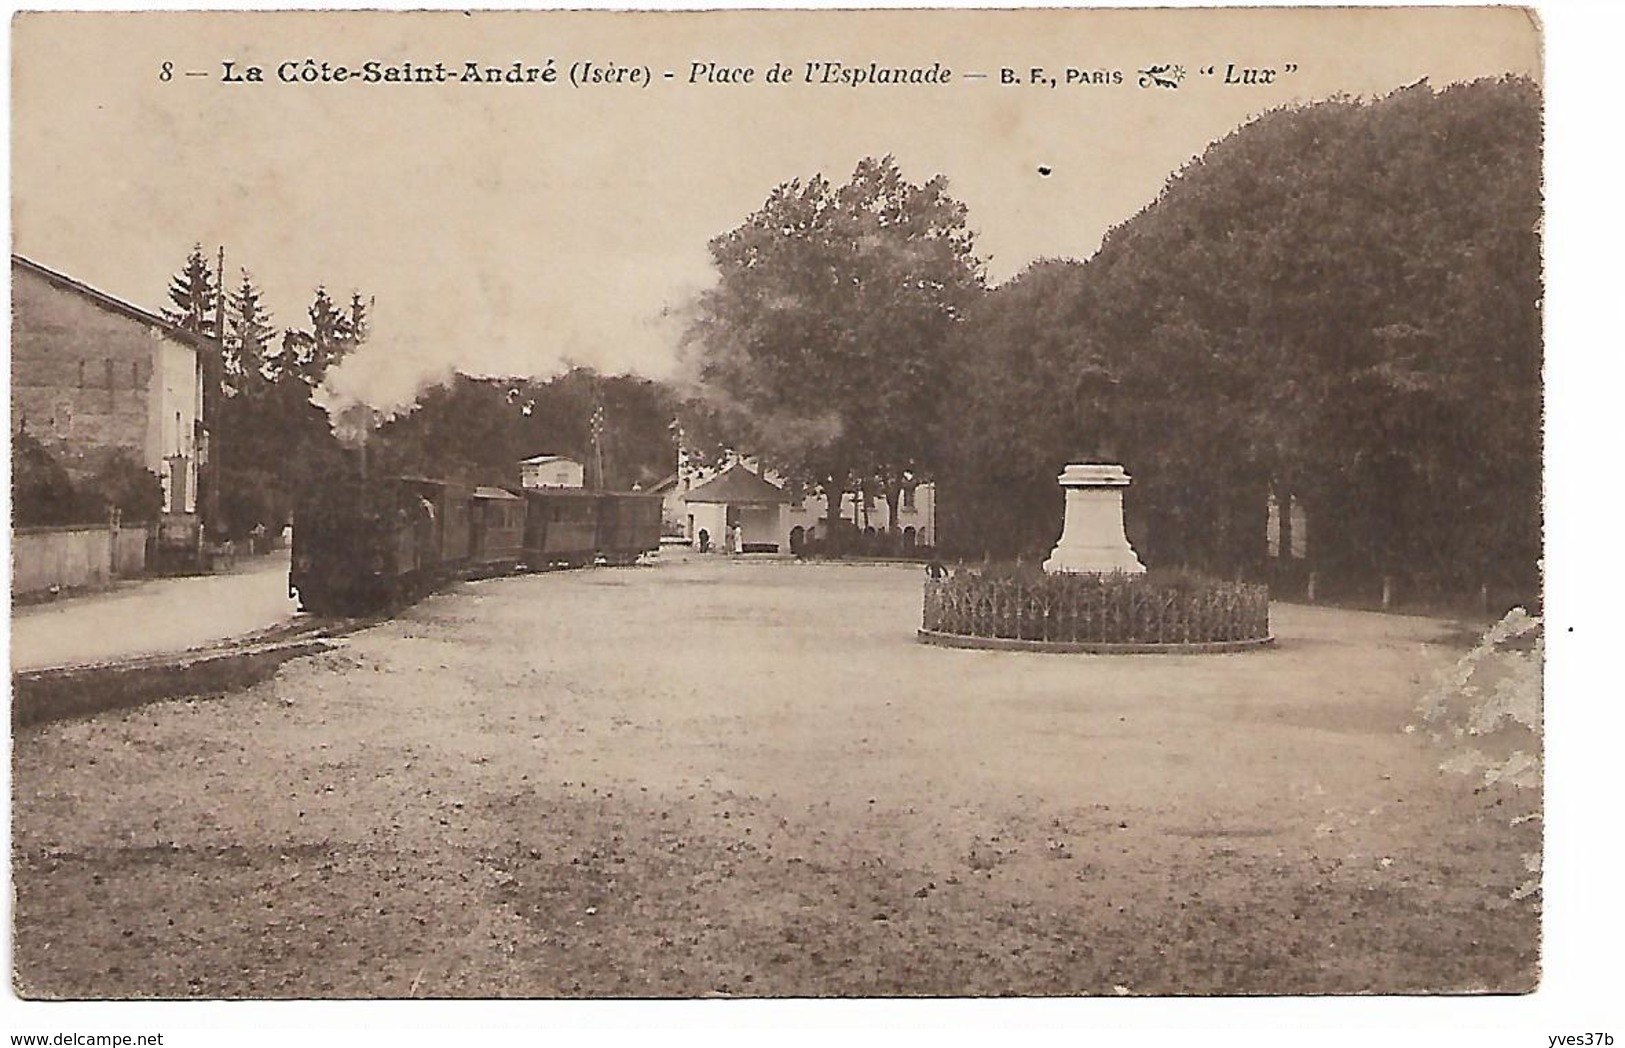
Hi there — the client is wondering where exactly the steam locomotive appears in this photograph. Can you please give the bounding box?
[289,466,662,617]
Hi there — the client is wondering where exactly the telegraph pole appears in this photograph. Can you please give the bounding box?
[203,245,226,541]
[589,402,606,490]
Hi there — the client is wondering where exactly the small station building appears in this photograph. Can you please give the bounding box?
[680,463,793,553]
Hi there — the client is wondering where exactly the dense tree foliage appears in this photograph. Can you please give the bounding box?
[12,429,162,526]
[371,369,681,492]
[86,453,166,523]
[938,258,1112,559]
[222,269,276,396]
[162,249,369,538]
[212,378,345,537]
[944,76,1541,603]
[224,284,366,535]
[266,287,366,389]
[12,427,85,526]
[681,155,983,540]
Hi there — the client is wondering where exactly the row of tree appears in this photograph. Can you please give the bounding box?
[11,249,362,532]
[368,368,681,492]
[678,76,1542,602]
[16,243,687,535]
[55,75,1534,606]
[162,246,368,539]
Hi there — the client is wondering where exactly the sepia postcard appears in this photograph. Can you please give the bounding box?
[6,3,1564,1039]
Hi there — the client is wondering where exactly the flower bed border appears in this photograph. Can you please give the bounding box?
[916,628,1275,655]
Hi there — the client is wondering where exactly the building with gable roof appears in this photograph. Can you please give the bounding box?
[658,449,937,554]
[11,254,208,523]
[518,453,585,489]
[681,462,794,552]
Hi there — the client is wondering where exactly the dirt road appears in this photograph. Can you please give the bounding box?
[10,558,1538,998]
[10,551,299,672]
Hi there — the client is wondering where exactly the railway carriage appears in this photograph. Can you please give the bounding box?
[293,460,660,616]
[520,488,601,569]
[400,475,475,576]
[468,486,526,575]
[595,491,663,566]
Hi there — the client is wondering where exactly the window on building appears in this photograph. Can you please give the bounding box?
[78,360,86,388]
[902,485,917,511]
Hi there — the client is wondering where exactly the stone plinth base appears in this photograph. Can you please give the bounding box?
[1043,463,1145,575]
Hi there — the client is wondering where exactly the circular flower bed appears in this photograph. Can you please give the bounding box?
[920,567,1273,653]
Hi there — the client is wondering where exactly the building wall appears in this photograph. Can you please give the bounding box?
[112,525,150,575]
[783,485,936,547]
[661,479,689,532]
[735,505,783,548]
[1266,492,1309,560]
[687,502,728,551]
[521,459,585,489]
[157,337,202,513]
[673,451,936,550]
[11,264,199,513]
[682,485,936,551]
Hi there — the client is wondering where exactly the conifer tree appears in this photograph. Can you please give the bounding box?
[347,291,371,347]
[163,243,219,339]
[266,286,367,388]
[223,269,276,395]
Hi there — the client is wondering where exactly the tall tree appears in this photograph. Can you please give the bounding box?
[347,291,371,346]
[163,243,219,339]
[223,269,276,396]
[682,155,983,548]
[207,273,367,537]
[945,76,1541,601]
[940,259,1114,557]
[266,286,365,388]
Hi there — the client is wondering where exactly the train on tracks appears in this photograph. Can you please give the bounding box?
[289,465,662,617]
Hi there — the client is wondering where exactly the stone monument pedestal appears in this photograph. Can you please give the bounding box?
[1043,463,1145,575]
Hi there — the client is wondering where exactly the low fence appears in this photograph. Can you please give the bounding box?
[12,523,149,599]
[921,569,1272,649]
